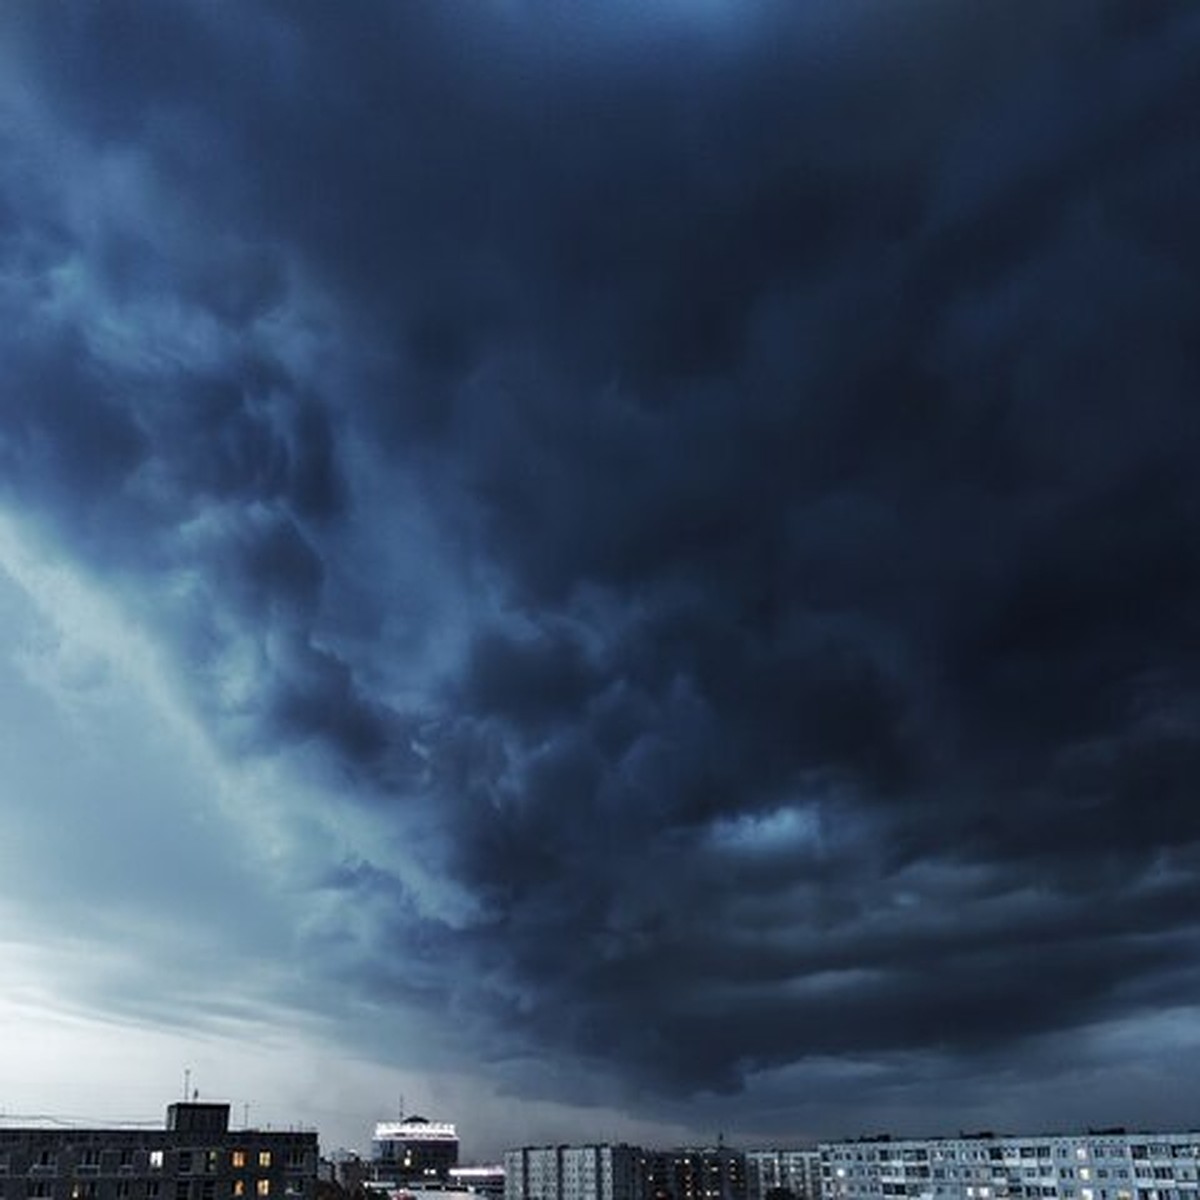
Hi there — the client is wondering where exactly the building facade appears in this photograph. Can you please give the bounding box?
[646,1149,746,1200]
[0,1103,317,1200]
[504,1146,645,1200]
[820,1131,1200,1200]
[448,1168,506,1200]
[746,1152,821,1200]
[371,1120,459,1189]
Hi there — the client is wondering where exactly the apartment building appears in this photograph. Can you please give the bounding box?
[646,1149,746,1200]
[504,1146,645,1200]
[746,1151,821,1200]
[820,1131,1200,1200]
[0,1103,317,1200]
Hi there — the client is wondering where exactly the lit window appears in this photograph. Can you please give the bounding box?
[232,1154,247,1170]
[259,1155,272,1170]
[234,1184,246,1197]
[258,1183,271,1197]
[150,1153,165,1172]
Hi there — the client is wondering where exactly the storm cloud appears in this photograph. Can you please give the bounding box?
[2,0,1200,1143]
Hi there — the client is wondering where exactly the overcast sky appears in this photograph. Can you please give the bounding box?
[2,0,1200,1162]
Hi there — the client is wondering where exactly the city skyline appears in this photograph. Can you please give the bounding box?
[2,0,1199,1165]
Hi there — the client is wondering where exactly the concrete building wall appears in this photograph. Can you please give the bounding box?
[504,1148,645,1200]
[0,1105,317,1200]
[647,1150,746,1200]
[747,1152,822,1200]
[820,1132,1200,1200]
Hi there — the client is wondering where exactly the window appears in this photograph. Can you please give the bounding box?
[257,1182,271,1197]
[117,1184,132,1199]
[150,1153,164,1172]
[36,1152,56,1170]
[202,1183,215,1200]
[177,1182,192,1200]
[147,1182,161,1199]
[232,1155,247,1171]
[258,1155,272,1170]
[234,1184,246,1198]
[285,1152,306,1171]
[31,1185,53,1199]
[206,1155,219,1176]
[179,1156,194,1176]
[72,1183,99,1200]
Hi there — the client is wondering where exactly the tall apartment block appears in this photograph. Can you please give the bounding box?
[820,1131,1200,1200]
[646,1149,747,1200]
[504,1146,646,1200]
[746,1151,822,1200]
[0,1103,316,1200]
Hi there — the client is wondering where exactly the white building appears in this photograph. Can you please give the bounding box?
[371,1117,460,1187]
[820,1131,1200,1200]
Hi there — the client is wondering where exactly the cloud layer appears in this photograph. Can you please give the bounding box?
[2,0,1200,1141]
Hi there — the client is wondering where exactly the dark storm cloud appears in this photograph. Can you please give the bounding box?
[4,0,1200,1131]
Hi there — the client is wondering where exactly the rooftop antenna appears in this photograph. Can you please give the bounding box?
[399,1094,405,1120]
